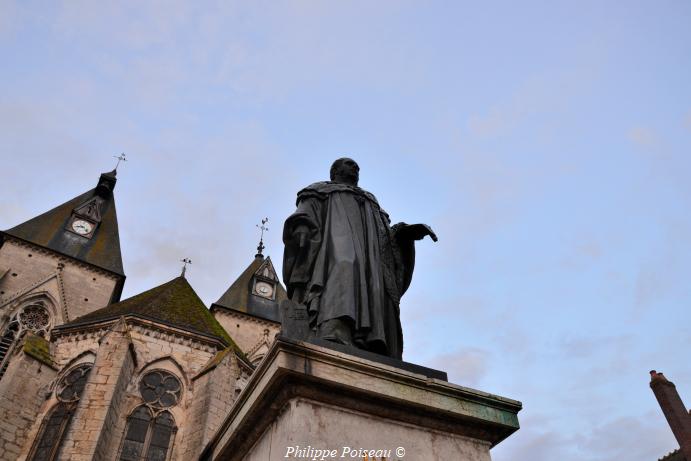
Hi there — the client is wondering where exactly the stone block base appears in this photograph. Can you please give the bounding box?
[203,338,521,461]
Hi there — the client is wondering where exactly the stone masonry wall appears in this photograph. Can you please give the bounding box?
[46,321,224,460]
[125,326,222,460]
[183,368,211,459]
[213,309,279,355]
[0,239,119,325]
[201,351,239,450]
[57,321,135,461]
[181,350,240,459]
[0,351,57,460]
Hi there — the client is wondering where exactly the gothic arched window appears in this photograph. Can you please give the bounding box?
[119,371,181,461]
[0,301,52,380]
[28,363,92,461]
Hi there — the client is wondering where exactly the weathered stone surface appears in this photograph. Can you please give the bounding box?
[58,319,136,460]
[247,397,492,461]
[0,238,120,324]
[213,308,280,363]
[0,351,57,461]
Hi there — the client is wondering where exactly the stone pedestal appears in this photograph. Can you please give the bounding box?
[203,337,521,461]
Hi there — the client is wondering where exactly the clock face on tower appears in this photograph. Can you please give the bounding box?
[254,281,274,299]
[71,219,94,236]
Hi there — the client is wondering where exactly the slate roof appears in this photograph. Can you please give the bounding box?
[2,171,124,276]
[212,255,287,323]
[58,276,238,350]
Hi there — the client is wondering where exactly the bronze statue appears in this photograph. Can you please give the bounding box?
[282,158,437,359]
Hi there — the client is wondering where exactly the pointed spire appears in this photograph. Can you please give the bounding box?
[211,255,287,323]
[3,170,123,276]
[96,169,117,198]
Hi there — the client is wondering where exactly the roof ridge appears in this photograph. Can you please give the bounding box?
[61,276,238,351]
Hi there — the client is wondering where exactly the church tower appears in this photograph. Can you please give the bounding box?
[0,169,127,459]
[0,169,125,379]
[211,249,287,366]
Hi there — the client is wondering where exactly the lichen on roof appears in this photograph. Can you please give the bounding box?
[64,276,241,353]
[23,332,55,369]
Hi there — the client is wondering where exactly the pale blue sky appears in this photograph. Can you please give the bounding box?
[1,2,690,459]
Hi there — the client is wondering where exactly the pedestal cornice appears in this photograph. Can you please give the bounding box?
[203,337,521,460]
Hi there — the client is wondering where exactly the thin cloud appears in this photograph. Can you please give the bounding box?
[428,347,490,387]
[628,126,658,149]
[575,413,677,461]
[494,413,676,461]
[683,112,691,131]
[558,334,634,361]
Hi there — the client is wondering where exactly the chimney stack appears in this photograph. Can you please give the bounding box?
[650,370,691,460]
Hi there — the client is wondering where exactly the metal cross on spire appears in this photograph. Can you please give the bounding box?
[180,258,192,278]
[256,218,269,257]
[113,153,127,170]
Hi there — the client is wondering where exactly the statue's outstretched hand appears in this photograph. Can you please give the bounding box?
[396,223,438,242]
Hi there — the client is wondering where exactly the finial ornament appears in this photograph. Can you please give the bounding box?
[180,258,192,277]
[113,153,127,170]
[256,218,269,257]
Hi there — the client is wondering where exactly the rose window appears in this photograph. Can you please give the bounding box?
[139,371,182,408]
[19,304,50,333]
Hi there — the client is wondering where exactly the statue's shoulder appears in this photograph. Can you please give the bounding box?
[296,181,336,202]
[297,181,357,199]
[297,182,380,206]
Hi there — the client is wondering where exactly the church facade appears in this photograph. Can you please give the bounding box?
[0,170,286,460]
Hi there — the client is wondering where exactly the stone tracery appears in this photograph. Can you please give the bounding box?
[119,370,182,461]
[28,363,93,461]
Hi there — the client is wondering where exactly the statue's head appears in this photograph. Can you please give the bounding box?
[330,158,359,186]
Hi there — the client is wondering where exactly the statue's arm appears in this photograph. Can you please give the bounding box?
[282,197,324,299]
[394,223,438,242]
[391,222,437,296]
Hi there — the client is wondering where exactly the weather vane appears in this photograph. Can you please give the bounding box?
[113,153,127,170]
[256,218,269,257]
[180,258,192,277]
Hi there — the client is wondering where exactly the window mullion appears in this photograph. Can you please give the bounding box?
[46,405,75,461]
[141,408,156,461]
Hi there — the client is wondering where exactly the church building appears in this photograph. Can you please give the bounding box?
[0,169,286,460]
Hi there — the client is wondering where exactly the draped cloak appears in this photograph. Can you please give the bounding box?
[282,181,417,359]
